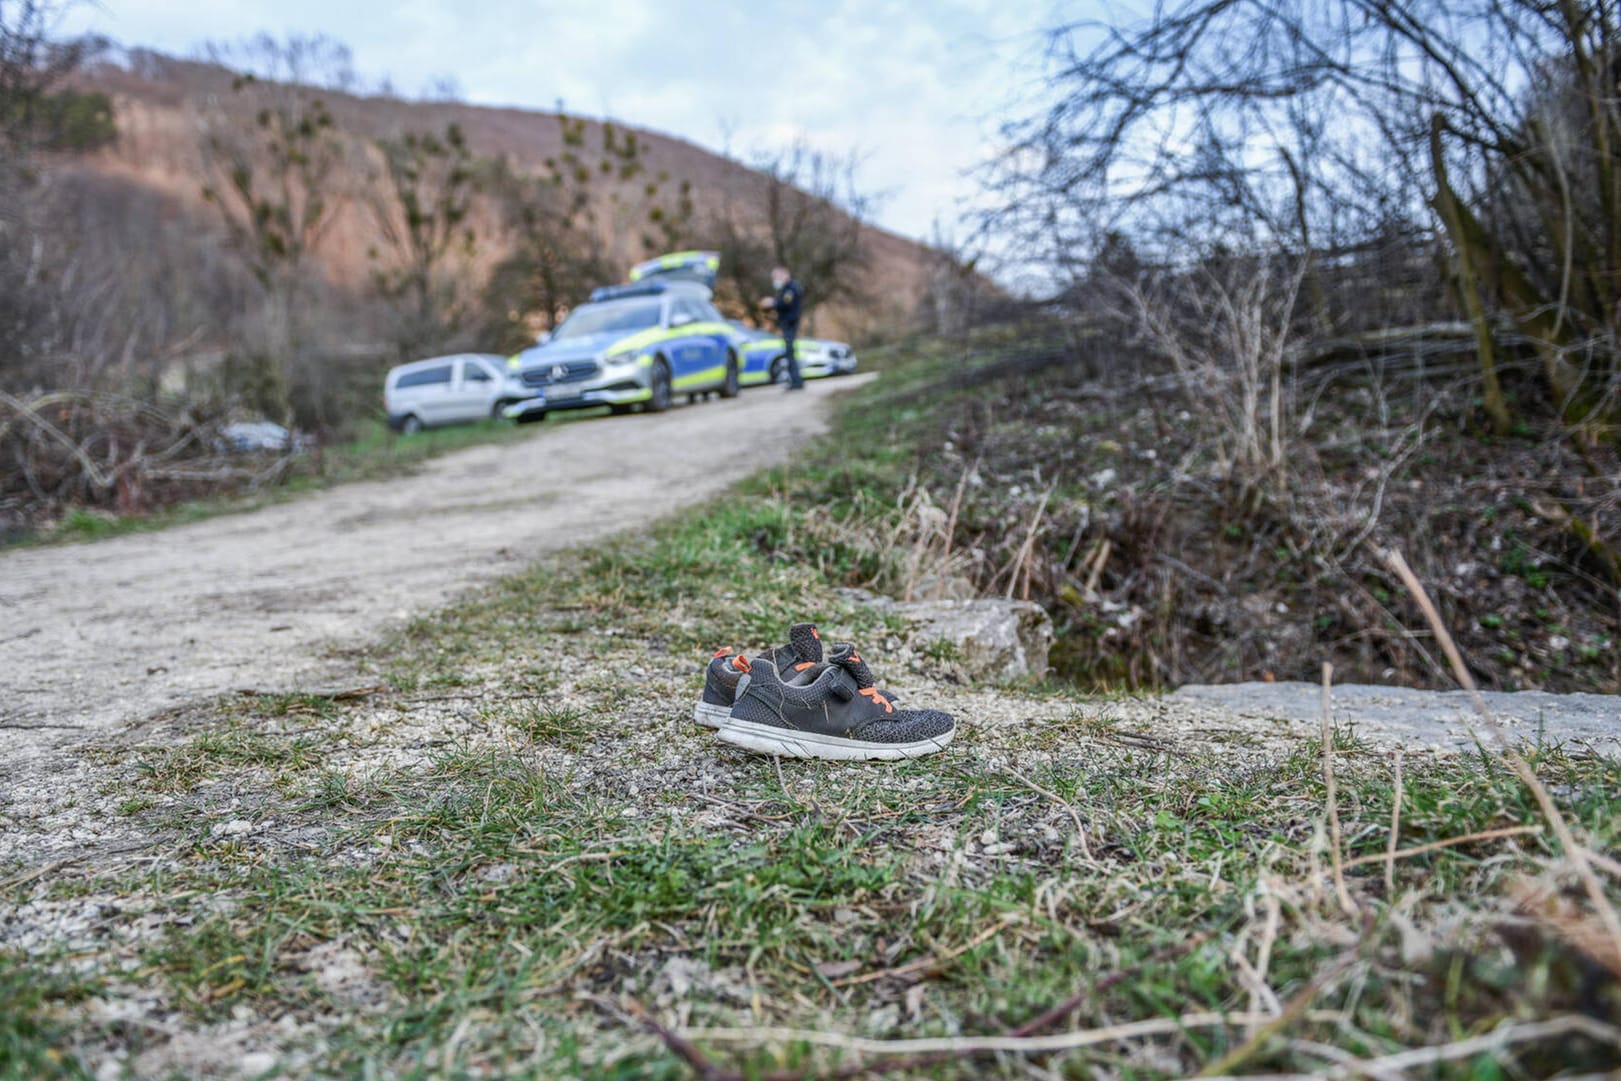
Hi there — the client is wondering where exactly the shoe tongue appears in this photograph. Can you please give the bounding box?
[830,643,876,688]
[789,623,823,664]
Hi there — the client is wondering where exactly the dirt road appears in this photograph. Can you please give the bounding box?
[0,378,867,774]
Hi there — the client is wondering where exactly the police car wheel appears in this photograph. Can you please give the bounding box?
[490,400,508,419]
[401,414,424,435]
[720,352,741,398]
[646,359,673,413]
[770,356,787,385]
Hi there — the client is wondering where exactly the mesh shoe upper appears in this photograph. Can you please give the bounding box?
[702,623,826,708]
[789,622,823,665]
[731,656,954,745]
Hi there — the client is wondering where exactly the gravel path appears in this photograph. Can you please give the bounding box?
[0,378,868,777]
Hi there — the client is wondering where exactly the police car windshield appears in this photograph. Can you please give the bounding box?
[553,299,661,340]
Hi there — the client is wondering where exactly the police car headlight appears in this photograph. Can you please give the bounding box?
[603,350,640,368]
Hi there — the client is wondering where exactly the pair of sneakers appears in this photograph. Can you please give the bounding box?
[694,623,956,761]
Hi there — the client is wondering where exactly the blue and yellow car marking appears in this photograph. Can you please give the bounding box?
[628,250,720,285]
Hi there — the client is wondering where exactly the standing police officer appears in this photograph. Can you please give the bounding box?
[760,265,805,391]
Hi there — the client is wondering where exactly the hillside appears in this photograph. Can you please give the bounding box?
[71,50,936,341]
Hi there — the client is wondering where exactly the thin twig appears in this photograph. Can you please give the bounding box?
[627,1000,733,1081]
[932,460,973,601]
[1242,892,1284,1024]
[1195,946,1361,1078]
[1288,1014,1621,1081]
[1384,752,1403,895]
[832,918,1008,987]
[680,1011,1277,1057]
[1007,930,1215,1039]
[1380,548,1621,970]
[1005,486,1053,601]
[1085,537,1113,594]
[643,932,1214,1081]
[1320,663,1358,918]
[0,859,75,893]
[1584,849,1621,881]
[1001,764,1094,861]
[1342,825,1541,870]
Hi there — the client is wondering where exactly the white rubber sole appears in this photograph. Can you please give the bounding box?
[713,718,954,761]
[693,700,734,728]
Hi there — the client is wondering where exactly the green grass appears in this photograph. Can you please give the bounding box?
[0,958,95,1081]
[7,336,1621,1078]
[36,725,1621,1077]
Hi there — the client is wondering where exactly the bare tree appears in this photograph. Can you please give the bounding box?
[919,221,992,337]
[986,1,1621,433]
[756,141,874,324]
[481,115,696,349]
[480,152,610,350]
[706,192,775,320]
[196,34,355,424]
[0,0,109,393]
[0,0,101,156]
[1125,255,1307,503]
[551,116,694,269]
[369,121,479,358]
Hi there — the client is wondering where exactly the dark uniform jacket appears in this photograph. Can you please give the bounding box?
[773,279,804,334]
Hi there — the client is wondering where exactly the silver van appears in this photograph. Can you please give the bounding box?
[384,354,526,433]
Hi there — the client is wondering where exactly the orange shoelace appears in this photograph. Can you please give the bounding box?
[858,686,893,714]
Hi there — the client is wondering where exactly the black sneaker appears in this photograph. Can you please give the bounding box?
[715,645,955,760]
[693,623,825,728]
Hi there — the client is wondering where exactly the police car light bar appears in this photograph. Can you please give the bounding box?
[628,250,720,287]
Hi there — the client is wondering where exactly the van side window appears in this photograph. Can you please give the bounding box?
[462,360,492,382]
[397,365,452,389]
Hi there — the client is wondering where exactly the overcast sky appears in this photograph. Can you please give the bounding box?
[64,0,1079,243]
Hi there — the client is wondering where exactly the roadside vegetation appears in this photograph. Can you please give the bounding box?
[768,330,1621,696]
[5,415,541,547]
[4,359,1620,1078]
[0,4,892,539]
[5,0,1621,1077]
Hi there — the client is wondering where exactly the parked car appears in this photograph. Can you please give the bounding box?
[797,337,860,379]
[726,322,789,386]
[216,421,311,453]
[384,354,525,433]
[502,279,740,422]
[726,321,859,385]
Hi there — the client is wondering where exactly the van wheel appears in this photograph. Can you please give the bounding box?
[769,356,787,385]
[401,414,424,435]
[646,359,673,413]
[491,400,509,419]
[720,351,741,398]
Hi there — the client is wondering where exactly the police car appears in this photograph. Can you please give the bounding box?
[727,321,859,385]
[501,278,741,422]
